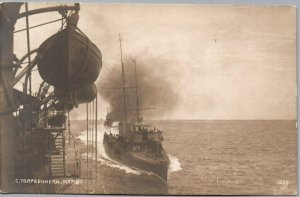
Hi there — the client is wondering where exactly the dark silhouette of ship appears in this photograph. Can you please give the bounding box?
[103,35,169,181]
[1,3,101,192]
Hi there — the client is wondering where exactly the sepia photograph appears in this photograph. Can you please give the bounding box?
[0,2,297,195]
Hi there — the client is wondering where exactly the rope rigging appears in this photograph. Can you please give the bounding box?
[14,18,64,33]
[84,97,98,192]
[86,103,89,191]
[14,7,74,34]
[95,92,98,184]
[91,100,94,183]
[6,3,100,191]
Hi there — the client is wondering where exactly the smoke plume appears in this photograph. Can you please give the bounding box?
[98,57,179,122]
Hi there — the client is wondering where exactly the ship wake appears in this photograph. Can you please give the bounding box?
[77,126,181,180]
[77,128,141,175]
[168,154,182,172]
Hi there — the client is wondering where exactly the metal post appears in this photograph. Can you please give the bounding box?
[132,59,140,122]
[25,3,32,132]
[68,109,70,145]
[0,2,23,192]
[17,4,80,19]
[62,129,66,177]
[119,34,127,124]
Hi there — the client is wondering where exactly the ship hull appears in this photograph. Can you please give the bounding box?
[103,138,169,182]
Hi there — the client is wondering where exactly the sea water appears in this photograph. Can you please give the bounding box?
[77,120,296,195]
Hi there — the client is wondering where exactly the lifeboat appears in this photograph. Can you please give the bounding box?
[54,83,97,104]
[37,17,102,91]
[74,83,97,103]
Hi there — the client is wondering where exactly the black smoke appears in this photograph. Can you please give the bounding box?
[98,57,179,122]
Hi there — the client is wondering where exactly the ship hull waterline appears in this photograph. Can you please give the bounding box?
[103,138,169,182]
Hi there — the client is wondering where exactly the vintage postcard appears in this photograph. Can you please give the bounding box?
[0,2,297,195]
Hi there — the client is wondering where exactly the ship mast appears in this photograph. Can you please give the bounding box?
[132,59,141,123]
[119,34,127,124]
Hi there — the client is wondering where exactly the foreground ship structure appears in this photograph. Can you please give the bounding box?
[1,3,101,193]
[103,36,170,182]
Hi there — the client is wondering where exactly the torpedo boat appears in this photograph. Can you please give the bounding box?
[103,35,169,181]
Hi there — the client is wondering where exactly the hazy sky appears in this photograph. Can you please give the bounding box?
[14,3,296,120]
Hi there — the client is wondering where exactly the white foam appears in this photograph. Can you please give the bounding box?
[77,127,141,175]
[77,126,182,176]
[168,154,182,172]
[98,155,141,175]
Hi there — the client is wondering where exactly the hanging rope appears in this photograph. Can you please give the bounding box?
[93,100,97,183]
[59,10,74,31]
[90,101,95,185]
[95,91,98,184]
[91,100,94,183]
[86,103,89,192]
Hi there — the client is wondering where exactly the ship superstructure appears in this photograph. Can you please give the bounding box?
[103,35,169,181]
